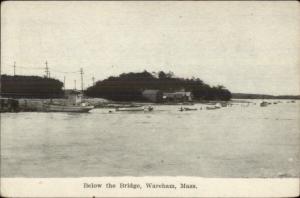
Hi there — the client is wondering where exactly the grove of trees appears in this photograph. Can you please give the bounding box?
[85,71,232,101]
[0,75,64,98]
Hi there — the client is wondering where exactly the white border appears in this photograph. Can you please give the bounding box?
[1,177,299,197]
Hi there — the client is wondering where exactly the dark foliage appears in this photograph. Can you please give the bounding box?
[0,75,64,98]
[85,71,232,101]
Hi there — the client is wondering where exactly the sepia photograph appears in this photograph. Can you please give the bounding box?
[1,1,299,197]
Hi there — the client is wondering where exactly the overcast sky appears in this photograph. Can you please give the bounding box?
[1,1,299,95]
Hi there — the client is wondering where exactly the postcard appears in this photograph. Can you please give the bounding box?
[1,1,299,197]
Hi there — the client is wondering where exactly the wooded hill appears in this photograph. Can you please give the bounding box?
[85,71,232,101]
[0,75,64,98]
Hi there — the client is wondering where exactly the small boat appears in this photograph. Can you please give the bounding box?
[184,108,197,111]
[206,106,221,110]
[221,102,228,107]
[45,103,94,113]
[260,101,268,107]
[215,103,223,108]
[179,107,197,111]
[116,106,153,112]
[105,104,142,108]
[147,106,154,111]
[116,107,144,111]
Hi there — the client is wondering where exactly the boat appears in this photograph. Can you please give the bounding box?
[45,103,94,113]
[206,106,221,110]
[221,102,228,107]
[260,101,268,107]
[116,106,153,112]
[116,107,144,111]
[179,107,197,111]
[105,104,143,108]
[44,90,95,112]
[216,103,223,108]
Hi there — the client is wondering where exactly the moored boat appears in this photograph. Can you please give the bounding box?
[221,102,228,107]
[116,106,153,112]
[179,107,197,111]
[206,106,221,110]
[44,90,94,112]
[260,101,268,107]
[116,107,144,111]
[45,104,94,113]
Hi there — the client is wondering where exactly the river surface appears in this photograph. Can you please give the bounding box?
[1,100,299,177]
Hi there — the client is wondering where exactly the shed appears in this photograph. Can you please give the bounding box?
[142,90,163,102]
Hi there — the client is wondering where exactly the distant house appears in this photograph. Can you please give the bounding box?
[163,91,193,102]
[142,90,163,102]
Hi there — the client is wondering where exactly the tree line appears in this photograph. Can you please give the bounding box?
[85,71,232,101]
[1,72,233,101]
[0,75,64,98]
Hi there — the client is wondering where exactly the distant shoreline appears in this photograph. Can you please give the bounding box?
[231,93,300,100]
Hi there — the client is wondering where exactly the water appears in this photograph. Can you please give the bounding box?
[1,100,299,177]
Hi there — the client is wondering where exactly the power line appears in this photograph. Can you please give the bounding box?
[51,69,80,74]
[6,64,44,70]
[4,64,80,74]
[2,62,98,90]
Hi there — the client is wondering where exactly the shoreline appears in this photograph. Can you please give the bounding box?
[1,97,298,113]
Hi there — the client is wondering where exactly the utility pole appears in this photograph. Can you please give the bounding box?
[13,61,16,76]
[92,76,95,86]
[63,76,66,91]
[74,80,77,90]
[80,68,84,92]
[45,61,49,78]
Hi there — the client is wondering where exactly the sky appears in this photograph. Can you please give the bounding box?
[1,1,300,95]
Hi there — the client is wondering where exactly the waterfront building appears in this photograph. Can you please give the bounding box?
[142,90,163,102]
[163,91,193,102]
